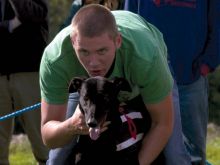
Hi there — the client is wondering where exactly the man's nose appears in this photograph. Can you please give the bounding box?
[88,54,99,67]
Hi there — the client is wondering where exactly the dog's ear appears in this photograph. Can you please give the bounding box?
[112,77,132,92]
[68,77,86,93]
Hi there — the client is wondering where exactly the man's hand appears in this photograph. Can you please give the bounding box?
[71,105,110,136]
[71,105,89,135]
[200,64,210,76]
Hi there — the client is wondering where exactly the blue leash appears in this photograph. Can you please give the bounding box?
[0,103,41,121]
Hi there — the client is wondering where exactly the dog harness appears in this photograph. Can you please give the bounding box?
[116,105,145,152]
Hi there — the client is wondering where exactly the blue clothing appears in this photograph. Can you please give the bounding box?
[46,93,79,165]
[179,76,209,164]
[124,0,220,85]
[164,81,191,165]
[124,1,219,164]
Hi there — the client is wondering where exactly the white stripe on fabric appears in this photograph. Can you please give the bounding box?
[120,112,143,122]
[116,133,144,151]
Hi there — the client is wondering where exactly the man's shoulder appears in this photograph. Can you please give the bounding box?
[43,26,73,64]
[52,26,72,47]
[112,10,163,41]
[112,10,142,22]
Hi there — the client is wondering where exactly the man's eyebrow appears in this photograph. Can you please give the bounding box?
[78,48,87,51]
[97,47,107,51]
[97,46,109,50]
[77,46,108,52]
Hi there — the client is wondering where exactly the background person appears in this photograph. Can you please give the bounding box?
[124,0,220,164]
[0,0,49,164]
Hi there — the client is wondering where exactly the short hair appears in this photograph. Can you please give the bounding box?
[70,4,118,40]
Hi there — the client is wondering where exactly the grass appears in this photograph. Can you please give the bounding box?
[206,123,220,165]
[9,124,220,165]
[207,137,220,165]
[9,134,36,165]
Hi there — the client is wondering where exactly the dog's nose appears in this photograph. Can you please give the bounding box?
[87,120,97,128]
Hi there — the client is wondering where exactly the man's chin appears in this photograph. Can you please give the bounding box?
[89,72,105,77]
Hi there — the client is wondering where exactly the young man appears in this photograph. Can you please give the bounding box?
[40,4,174,164]
[124,0,220,164]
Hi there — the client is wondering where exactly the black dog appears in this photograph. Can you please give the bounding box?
[69,76,131,140]
[68,76,165,165]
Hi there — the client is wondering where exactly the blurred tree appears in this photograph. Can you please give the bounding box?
[48,0,73,41]
[208,66,220,125]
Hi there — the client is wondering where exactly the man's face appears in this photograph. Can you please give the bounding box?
[72,32,121,77]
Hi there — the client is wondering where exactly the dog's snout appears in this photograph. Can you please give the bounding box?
[87,120,97,128]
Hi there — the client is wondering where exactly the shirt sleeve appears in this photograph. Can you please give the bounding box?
[131,47,173,104]
[39,48,69,104]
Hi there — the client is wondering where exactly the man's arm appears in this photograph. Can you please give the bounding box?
[138,93,174,165]
[40,99,89,149]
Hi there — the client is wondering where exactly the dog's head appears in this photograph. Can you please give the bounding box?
[68,76,131,140]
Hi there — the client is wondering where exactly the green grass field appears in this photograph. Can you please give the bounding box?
[9,134,37,165]
[207,137,220,165]
[206,123,220,165]
[9,124,220,165]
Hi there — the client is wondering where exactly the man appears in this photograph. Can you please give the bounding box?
[51,1,191,165]
[47,1,128,164]
[40,4,174,164]
[0,0,49,164]
[124,0,220,164]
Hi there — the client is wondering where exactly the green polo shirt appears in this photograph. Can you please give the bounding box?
[40,10,173,104]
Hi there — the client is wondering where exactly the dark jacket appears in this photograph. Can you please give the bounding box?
[0,0,48,74]
[124,0,220,84]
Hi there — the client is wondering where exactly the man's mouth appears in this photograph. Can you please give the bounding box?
[90,70,104,76]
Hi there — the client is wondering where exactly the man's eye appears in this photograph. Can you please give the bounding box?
[79,50,89,56]
[97,49,107,55]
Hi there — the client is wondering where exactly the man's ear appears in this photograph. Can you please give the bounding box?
[112,77,131,92]
[115,33,122,49]
[68,77,86,93]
